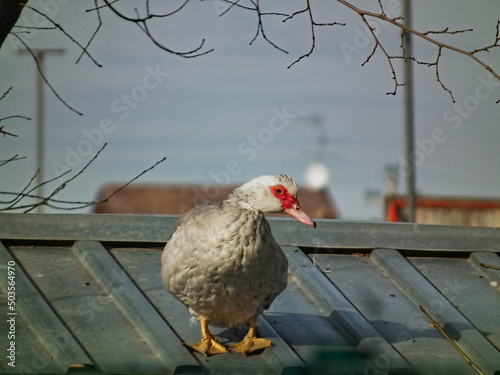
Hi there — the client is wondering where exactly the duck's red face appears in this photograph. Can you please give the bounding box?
[270,185,316,227]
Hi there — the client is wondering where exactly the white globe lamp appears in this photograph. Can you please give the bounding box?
[305,162,329,191]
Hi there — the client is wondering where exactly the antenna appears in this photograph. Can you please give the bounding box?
[296,112,331,191]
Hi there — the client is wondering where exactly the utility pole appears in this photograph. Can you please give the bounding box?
[402,1,416,222]
[17,48,65,213]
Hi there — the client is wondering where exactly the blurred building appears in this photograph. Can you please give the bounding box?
[93,183,338,219]
[385,195,500,227]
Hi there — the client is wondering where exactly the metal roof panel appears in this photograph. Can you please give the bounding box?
[0,214,499,374]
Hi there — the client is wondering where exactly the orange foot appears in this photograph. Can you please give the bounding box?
[184,337,229,356]
[185,316,229,356]
[228,336,271,356]
[228,315,272,356]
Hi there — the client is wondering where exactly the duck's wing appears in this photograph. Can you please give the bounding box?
[161,203,242,293]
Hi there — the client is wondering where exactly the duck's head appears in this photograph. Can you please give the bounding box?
[227,174,316,227]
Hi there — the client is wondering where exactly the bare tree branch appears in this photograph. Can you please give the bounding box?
[336,0,500,100]
[0,115,31,123]
[77,0,103,64]
[12,24,57,31]
[0,86,31,138]
[10,34,84,116]
[213,0,289,17]
[1,0,498,102]
[0,126,18,137]
[21,3,102,67]
[422,27,473,36]
[470,20,500,54]
[285,0,345,68]
[248,0,288,53]
[0,142,167,212]
[214,0,241,18]
[0,86,12,101]
[99,0,214,58]
[21,143,110,213]
[209,0,498,98]
[60,155,167,211]
[0,154,25,168]
[361,14,404,96]
[0,169,47,210]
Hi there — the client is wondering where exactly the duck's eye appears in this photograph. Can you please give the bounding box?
[274,187,283,195]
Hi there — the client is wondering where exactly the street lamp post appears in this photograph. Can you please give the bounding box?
[403,1,416,222]
[17,47,65,212]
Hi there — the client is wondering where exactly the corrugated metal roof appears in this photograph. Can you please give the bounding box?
[1,214,499,374]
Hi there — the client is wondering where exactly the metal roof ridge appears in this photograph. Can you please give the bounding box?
[283,246,414,374]
[371,248,500,374]
[0,241,93,373]
[73,240,200,372]
[1,214,499,252]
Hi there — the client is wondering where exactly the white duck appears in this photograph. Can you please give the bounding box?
[161,174,315,356]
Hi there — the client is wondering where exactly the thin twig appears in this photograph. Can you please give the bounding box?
[22,143,110,212]
[336,0,500,100]
[216,0,241,18]
[287,0,344,68]
[419,305,485,375]
[0,86,12,101]
[361,14,403,95]
[76,0,102,64]
[137,15,214,58]
[433,46,455,102]
[470,20,500,54]
[250,0,288,53]
[0,126,18,137]
[377,0,386,16]
[102,0,213,58]
[337,0,500,81]
[12,25,57,31]
[0,115,31,123]
[0,142,167,212]
[86,0,120,13]
[71,156,167,210]
[0,154,25,168]
[99,0,191,22]
[480,263,500,271]
[215,0,288,16]
[2,169,45,208]
[423,27,473,36]
[10,34,83,116]
[21,3,102,67]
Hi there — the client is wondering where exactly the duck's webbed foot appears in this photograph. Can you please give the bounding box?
[228,316,272,356]
[185,337,229,356]
[184,316,229,356]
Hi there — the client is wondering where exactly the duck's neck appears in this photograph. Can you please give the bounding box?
[224,187,258,212]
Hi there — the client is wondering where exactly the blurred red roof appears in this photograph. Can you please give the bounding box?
[93,183,338,219]
[385,195,500,227]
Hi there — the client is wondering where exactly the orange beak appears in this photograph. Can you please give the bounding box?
[283,202,316,228]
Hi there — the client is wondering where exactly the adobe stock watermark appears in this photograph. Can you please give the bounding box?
[339,0,402,63]
[211,0,235,22]
[176,106,296,213]
[8,0,71,50]
[397,73,499,179]
[51,65,170,180]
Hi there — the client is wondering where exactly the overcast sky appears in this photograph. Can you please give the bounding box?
[1,0,499,219]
